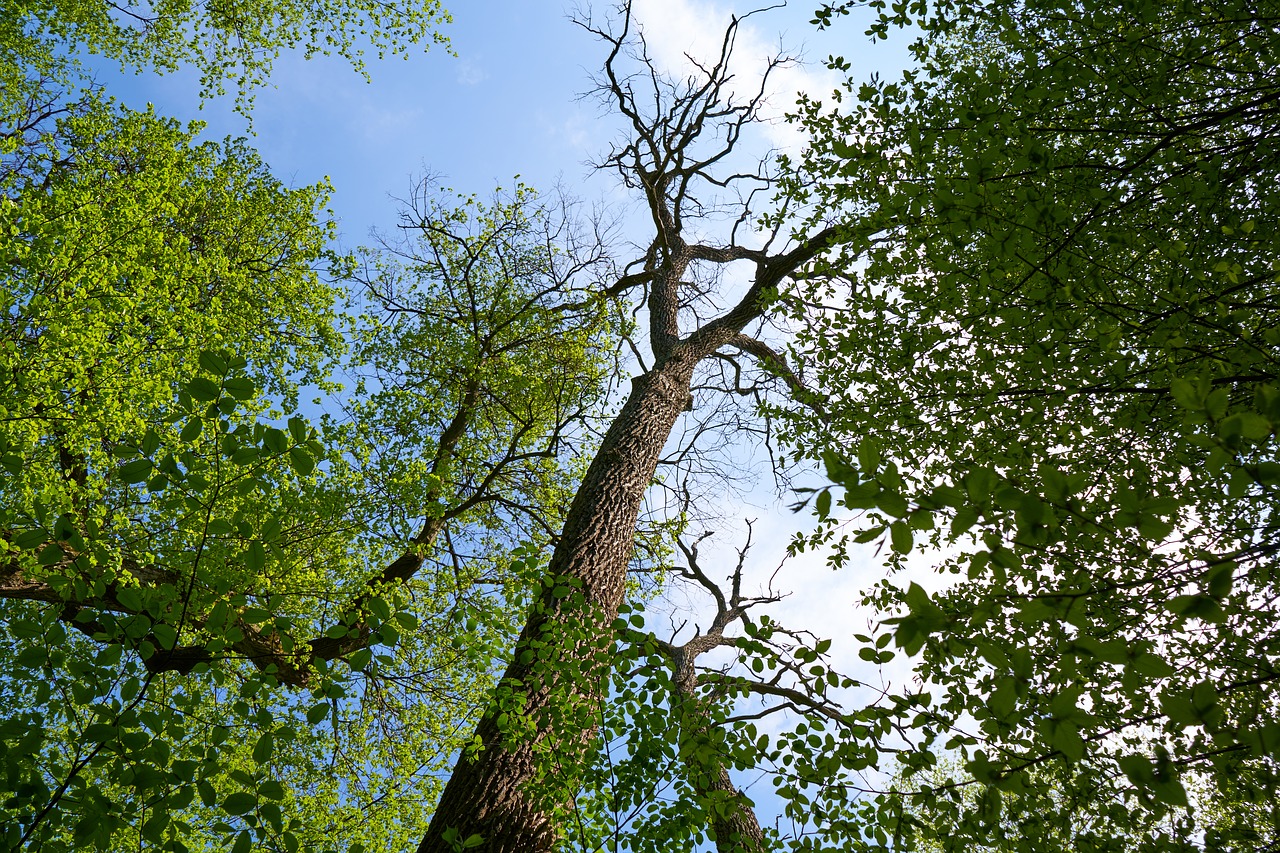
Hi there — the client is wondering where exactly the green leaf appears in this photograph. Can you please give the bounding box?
[13,529,48,550]
[1236,412,1272,441]
[253,731,274,764]
[1204,562,1235,598]
[264,428,288,454]
[223,376,256,400]
[289,445,315,476]
[261,515,283,541]
[875,489,909,518]
[368,595,392,622]
[116,586,144,611]
[1052,720,1084,763]
[889,520,912,554]
[231,446,261,465]
[258,779,286,800]
[1129,652,1173,678]
[857,439,881,472]
[223,791,257,815]
[815,488,832,519]
[1119,754,1155,787]
[118,458,154,483]
[1206,387,1229,419]
[152,622,178,650]
[241,606,271,625]
[199,350,229,374]
[232,830,254,853]
[902,582,924,611]
[83,724,116,743]
[245,541,266,574]
[1166,594,1225,622]
[1169,378,1201,410]
[964,467,996,503]
[141,812,169,843]
[188,376,222,402]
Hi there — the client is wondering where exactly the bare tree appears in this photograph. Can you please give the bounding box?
[417,5,836,851]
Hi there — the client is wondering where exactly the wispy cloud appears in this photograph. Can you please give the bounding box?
[455,58,488,86]
[629,0,839,153]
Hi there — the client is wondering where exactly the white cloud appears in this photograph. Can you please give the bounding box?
[628,0,839,153]
[455,58,488,86]
[539,109,594,156]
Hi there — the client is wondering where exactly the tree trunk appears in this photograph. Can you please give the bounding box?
[691,759,766,853]
[417,352,698,853]
[672,633,765,853]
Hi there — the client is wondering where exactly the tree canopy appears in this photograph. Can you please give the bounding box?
[786,0,1280,848]
[0,0,449,118]
[0,1,618,848]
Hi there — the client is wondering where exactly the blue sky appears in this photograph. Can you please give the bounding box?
[89,0,913,248]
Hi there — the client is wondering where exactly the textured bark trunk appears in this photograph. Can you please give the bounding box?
[415,13,837,845]
[417,352,698,853]
[694,759,766,853]
[671,637,765,853]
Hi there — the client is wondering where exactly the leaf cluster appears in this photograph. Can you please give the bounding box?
[1,0,450,119]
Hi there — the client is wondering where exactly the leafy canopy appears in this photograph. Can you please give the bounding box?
[0,0,450,116]
[784,0,1280,849]
[0,94,621,847]
[0,0,627,848]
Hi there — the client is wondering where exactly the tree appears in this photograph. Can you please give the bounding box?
[0,96,358,851]
[2,2,612,849]
[0,101,617,847]
[414,6,840,851]
[785,0,1280,848]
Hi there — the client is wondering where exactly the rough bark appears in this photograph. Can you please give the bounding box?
[418,349,698,852]
[672,640,766,853]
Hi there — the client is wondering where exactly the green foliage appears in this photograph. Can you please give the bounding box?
[0,96,394,850]
[786,0,1280,848]
[344,181,617,559]
[0,19,603,847]
[1,0,449,118]
[0,100,345,606]
[0,90,619,847]
[559,592,881,853]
